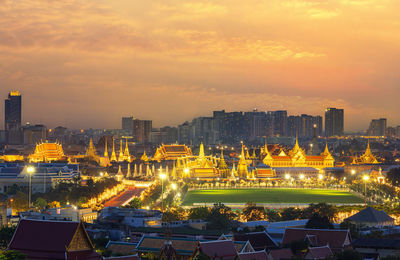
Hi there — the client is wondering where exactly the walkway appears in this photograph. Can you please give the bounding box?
[103,187,144,207]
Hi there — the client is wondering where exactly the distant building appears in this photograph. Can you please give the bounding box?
[269,110,287,137]
[367,118,387,136]
[351,140,380,165]
[121,117,152,143]
[22,123,47,145]
[98,207,162,228]
[20,206,97,223]
[0,163,79,194]
[4,91,22,131]
[325,108,344,137]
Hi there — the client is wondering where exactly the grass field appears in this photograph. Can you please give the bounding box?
[181,188,364,206]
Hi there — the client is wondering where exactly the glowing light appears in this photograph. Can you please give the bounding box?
[171,183,177,190]
[363,175,370,181]
[318,174,323,180]
[159,173,167,180]
[27,166,35,174]
[184,168,190,174]
[351,169,356,175]
[285,174,290,180]
[299,174,305,180]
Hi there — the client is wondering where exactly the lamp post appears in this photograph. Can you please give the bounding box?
[27,166,36,208]
[171,183,177,206]
[159,173,167,212]
[363,175,370,207]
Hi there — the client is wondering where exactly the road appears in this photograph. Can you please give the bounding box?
[103,187,145,207]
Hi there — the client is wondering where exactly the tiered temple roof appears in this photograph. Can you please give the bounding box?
[262,138,334,169]
[29,142,67,163]
[153,144,192,161]
[352,140,380,165]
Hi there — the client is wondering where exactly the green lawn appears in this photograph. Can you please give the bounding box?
[181,188,364,206]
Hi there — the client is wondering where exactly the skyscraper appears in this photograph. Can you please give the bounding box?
[367,118,387,136]
[325,108,344,137]
[4,91,22,130]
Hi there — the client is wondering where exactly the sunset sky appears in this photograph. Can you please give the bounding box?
[0,0,399,131]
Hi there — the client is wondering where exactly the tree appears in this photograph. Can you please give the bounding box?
[265,209,281,222]
[305,214,334,229]
[206,203,237,232]
[280,207,302,221]
[0,226,16,249]
[340,220,359,239]
[287,239,308,255]
[334,250,363,260]
[302,203,336,222]
[34,197,47,209]
[0,250,26,260]
[188,207,210,220]
[162,211,180,222]
[386,168,400,186]
[242,202,266,222]
[124,198,142,209]
[12,192,28,213]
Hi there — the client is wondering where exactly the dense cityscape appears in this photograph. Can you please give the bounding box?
[1,1,400,260]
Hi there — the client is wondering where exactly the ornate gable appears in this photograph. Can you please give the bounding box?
[67,221,94,252]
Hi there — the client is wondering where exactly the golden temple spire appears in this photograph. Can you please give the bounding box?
[141,149,149,162]
[199,141,205,158]
[124,139,130,157]
[118,139,124,161]
[104,138,108,158]
[294,136,300,150]
[245,147,250,159]
[86,138,97,157]
[110,138,117,162]
[126,163,131,178]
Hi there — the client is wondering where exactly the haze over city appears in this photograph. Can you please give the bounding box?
[1,0,399,130]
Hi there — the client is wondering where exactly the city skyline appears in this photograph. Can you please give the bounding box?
[0,0,399,130]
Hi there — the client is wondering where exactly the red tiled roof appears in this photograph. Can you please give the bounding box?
[282,229,350,252]
[305,246,333,260]
[239,250,267,260]
[268,248,293,260]
[199,240,238,260]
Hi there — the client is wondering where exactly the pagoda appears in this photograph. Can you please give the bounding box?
[236,144,249,178]
[351,140,380,165]
[29,141,67,163]
[110,138,117,162]
[218,148,230,178]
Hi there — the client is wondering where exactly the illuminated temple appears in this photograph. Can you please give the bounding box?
[351,140,380,165]
[153,144,192,161]
[29,142,67,162]
[262,138,334,170]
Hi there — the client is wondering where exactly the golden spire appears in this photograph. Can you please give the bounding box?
[86,138,97,157]
[294,136,300,150]
[126,163,131,178]
[104,138,108,158]
[321,141,333,160]
[199,141,205,158]
[124,139,130,157]
[110,138,117,162]
[245,147,250,159]
[141,149,149,162]
[118,139,124,161]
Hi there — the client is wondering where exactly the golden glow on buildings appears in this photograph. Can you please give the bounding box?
[153,144,192,161]
[262,138,334,169]
[29,142,67,162]
[9,91,21,96]
[351,140,380,165]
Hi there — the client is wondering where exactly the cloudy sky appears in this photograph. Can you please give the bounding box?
[0,0,399,131]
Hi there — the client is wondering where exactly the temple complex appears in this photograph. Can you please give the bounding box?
[262,138,334,170]
[351,140,380,165]
[28,142,67,163]
[153,144,192,161]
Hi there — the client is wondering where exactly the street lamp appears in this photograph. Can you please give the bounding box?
[351,169,356,175]
[363,175,370,207]
[27,166,36,208]
[159,173,167,212]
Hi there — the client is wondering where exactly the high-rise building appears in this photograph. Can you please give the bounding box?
[367,118,387,136]
[268,110,287,137]
[5,91,22,130]
[122,116,134,133]
[121,117,152,143]
[325,108,344,137]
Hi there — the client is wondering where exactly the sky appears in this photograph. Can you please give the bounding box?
[0,0,399,131]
